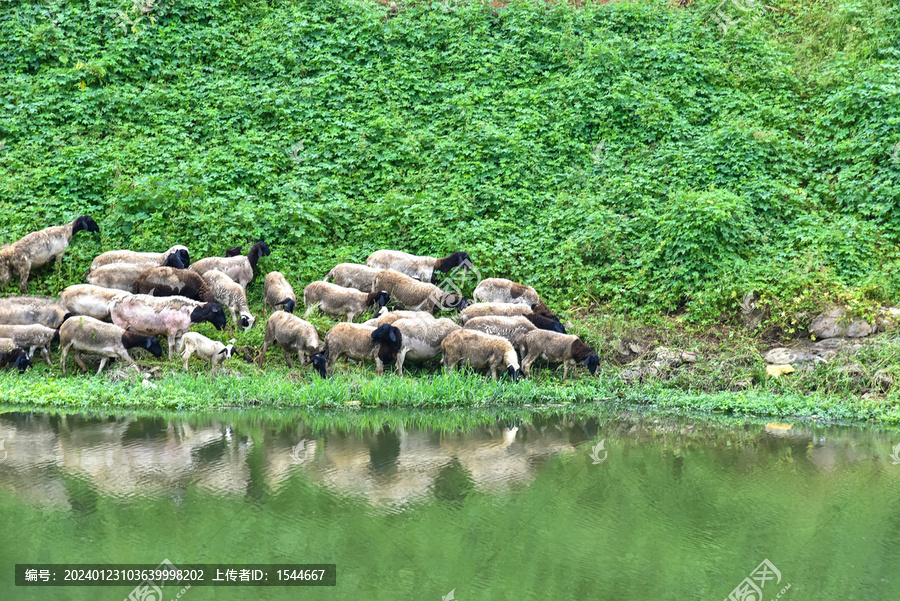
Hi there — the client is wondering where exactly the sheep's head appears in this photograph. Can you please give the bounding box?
[162,253,186,269]
[277,298,296,314]
[367,290,390,309]
[440,294,468,312]
[371,324,402,364]
[571,339,598,375]
[220,344,236,359]
[584,354,600,376]
[122,333,164,358]
[436,251,472,273]
[504,365,521,383]
[239,313,256,331]
[73,215,100,234]
[192,303,227,330]
[531,301,560,322]
[307,352,328,379]
[145,336,164,358]
[6,348,31,372]
[224,246,242,257]
[525,312,566,334]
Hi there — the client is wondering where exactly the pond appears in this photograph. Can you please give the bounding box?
[1,407,899,600]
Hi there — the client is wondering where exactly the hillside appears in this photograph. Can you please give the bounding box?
[1,0,899,333]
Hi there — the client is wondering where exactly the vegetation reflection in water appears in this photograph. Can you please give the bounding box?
[1,406,899,600]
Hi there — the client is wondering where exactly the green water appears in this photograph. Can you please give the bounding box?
[1,408,899,600]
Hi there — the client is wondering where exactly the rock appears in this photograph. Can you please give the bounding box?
[840,363,865,377]
[620,365,659,382]
[653,346,698,367]
[614,339,648,361]
[766,364,794,378]
[740,292,767,329]
[681,351,699,363]
[764,347,823,365]
[874,369,893,392]
[876,307,900,332]
[809,308,875,339]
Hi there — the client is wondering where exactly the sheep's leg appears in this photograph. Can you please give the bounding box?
[563,361,570,380]
[182,350,191,371]
[396,349,407,376]
[304,302,319,317]
[522,353,537,379]
[168,337,177,360]
[346,310,356,322]
[283,349,295,369]
[17,259,32,294]
[96,357,109,375]
[230,307,239,326]
[298,350,308,367]
[74,353,88,373]
[257,338,270,366]
[60,342,72,374]
[41,345,52,366]
[490,363,499,381]
[375,356,384,376]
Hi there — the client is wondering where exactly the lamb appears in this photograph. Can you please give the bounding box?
[109,294,227,359]
[190,241,270,291]
[177,332,235,372]
[323,263,380,292]
[0,296,71,328]
[366,250,471,283]
[463,315,538,357]
[258,312,327,377]
[440,329,521,381]
[303,281,390,322]
[89,245,189,272]
[362,309,436,327]
[87,256,183,292]
[323,323,402,376]
[0,324,59,366]
[59,315,163,375]
[132,266,214,302]
[202,269,256,330]
[520,330,600,380]
[59,284,130,321]
[372,270,467,313]
[263,271,297,314]
[391,317,460,376]
[0,338,31,372]
[0,216,99,293]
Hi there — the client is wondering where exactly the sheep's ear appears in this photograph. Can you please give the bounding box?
[145,338,153,349]
[219,348,228,355]
[389,329,396,343]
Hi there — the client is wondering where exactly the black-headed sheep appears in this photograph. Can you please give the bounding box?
[59,284,130,322]
[471,278,560,321]
[0,296,71,328]
[263,271,297,315]
[190,241,270,291]
[440,329,520,381]
[198,269,255,330]
[89,245,189,272]
[258,312,326,377]
[463,315,538,357]
[324,263,380,292]
[303,281,390,322]
[177,332,235,372]
[366,250,471,284]
[0,338,31,372]
[520,330,599,379]
[0,324,58,365]
[109,294,227,359]
[0,216,99,293]
[323,322,402,376]
[372,270,467,313]
[391,317,460,376]
[362,309,436,327]
[132,266,214,302]
[59,315,163,375]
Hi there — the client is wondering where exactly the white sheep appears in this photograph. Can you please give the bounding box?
[263,271,297,314]
[202,269,256,330]
[303,281,390,322]
[0,324,58,365]
[177,332,235,372]
[190,241,270,291]
[366,250,471,283]
[59,316,164,375]
[323,263,380,292]
[258,312,326,377]
[59,284,131,321]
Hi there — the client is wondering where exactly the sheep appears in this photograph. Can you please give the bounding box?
[59,315,163,375]
[0,338,31,372]
[0,216,99,293]
[362,309,436,327]
[132,266,214,302]
[89,245,189,272]
[177,332,235,372]
[109,294,227,359]
[459,302,535,324]
[258,312,326,377]
[0,324,59,365]
[202,269,256,330]
[366,250,471,284]
[463,315,538,357]
[303,281,390,322]
[391,317,460,376]
[372,270,467,313]
[190,241,270,291]
[520,330,600,380]
[323,263,380,292]
[59,284,130,322]
[323,322,402,376]
[440,329,521,381]
[472,277,541,306]
[263,271,297,315]
[0,296,71,328]
[87,260,184,292]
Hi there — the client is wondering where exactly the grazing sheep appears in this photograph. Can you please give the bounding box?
[521,330,600,379]
[362,309,436,327]
[87,261,182,292]
[366,250,471,284]
[323,263,380,292]
[59,315,163,375]
[132,266,214,302]
[441,329,521,381]
[263,271,297,314]
[472,278,542,307]
[190,241,270,291]
[0,324,59,365]
[463,315,537,357]
[372,270,467,313]
[323,323,402,376]
[177,332,235,372]
[258,312,326,377]
[0,338,31,372]
[0,296,71,328]
[391,317,460,376]
[0,216,99,293]
[202,269,256,330]
[59,284,130,322]
[109,294,227,359]
[303,281,390,322]
[458,302,535,324]
[89,245,189,272]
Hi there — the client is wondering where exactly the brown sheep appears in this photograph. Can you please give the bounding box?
[521,330,599,379]
[440,329,520,381]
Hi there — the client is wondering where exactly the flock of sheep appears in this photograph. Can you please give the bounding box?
[0,216,601,382]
